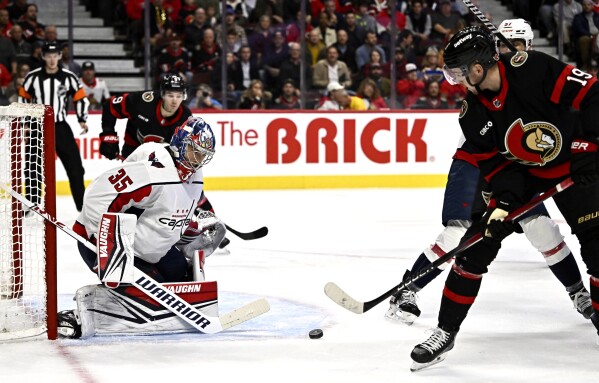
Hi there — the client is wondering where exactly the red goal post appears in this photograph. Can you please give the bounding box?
[0,103,56,340]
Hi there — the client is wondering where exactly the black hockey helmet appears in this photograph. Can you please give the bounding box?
[160,74,187,100]
[443,26,498,86]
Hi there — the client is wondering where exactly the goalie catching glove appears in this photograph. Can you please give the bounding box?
[178,210,226,259]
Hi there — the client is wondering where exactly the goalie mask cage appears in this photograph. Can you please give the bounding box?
[0,103,56,340]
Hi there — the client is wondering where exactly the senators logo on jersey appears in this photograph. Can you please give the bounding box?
[503,118,562,166]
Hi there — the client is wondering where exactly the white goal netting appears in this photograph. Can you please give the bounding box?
[0,103,55,340]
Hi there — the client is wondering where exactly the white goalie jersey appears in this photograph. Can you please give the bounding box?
[76,142,205,264]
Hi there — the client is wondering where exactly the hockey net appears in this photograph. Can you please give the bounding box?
[0,103,56,340]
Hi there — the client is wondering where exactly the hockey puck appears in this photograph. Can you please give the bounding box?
[309,329,323,339]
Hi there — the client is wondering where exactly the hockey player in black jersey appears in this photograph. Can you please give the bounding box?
[410,26,599,371]
[99,73,192,159]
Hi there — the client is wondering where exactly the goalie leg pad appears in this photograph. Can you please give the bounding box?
[75,281,219,337]
[97,213,136,287]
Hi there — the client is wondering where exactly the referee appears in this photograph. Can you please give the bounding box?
[18,42,89,211]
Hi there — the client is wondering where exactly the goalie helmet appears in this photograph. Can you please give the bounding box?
[160,73,187,100]
[498,18,533,50]
[170,117,215,181]
[443,26,498,85]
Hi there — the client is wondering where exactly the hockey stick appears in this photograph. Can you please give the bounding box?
[2,186,270,334]
[325,177,574,314]
[225,224,269,240]
[461,0,516,52]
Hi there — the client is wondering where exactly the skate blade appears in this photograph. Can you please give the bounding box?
[384,308,417,325]
[410,354,448,372]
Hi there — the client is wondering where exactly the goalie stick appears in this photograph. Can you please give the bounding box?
[225,224,269,241]
[461,0,516,52]
[2,185,270,334]
[325,177,574,314]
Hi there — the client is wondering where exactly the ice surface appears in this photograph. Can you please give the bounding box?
[0,189,597,383]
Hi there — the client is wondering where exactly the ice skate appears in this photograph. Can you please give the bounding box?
[385,288,421,325]
[57,310,82,339]
[569,287,594,319]
[410,327,457,371]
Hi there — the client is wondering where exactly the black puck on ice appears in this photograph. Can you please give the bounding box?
[309,329,323,339]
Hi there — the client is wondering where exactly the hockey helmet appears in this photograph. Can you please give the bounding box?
[170,117,215,181]
[160,73,187,100]
[443,26,498,85]
[498,18,533,51]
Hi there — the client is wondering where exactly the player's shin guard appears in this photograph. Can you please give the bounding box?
[437,264,483,332]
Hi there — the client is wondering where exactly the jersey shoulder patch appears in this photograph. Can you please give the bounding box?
[459,100,468,119]
[142,91,154,102]
[510,51,528,67]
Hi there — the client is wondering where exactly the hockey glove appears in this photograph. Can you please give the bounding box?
[484,208,516,242]
[571,139,599,186]
[99,132,120,160]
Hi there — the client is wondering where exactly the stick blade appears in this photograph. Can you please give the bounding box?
[324,282,365,314]
[219,298,270,330]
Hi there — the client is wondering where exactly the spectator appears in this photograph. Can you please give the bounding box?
[331,29,358,73]
[215,6,248,49]
[306,28,326,66]
[6,67,25,103]
[157,35,191,81]
[312,45,352,90]
[59,42,81,77]
[430,0,462,44]
[285,9,312,44]
[343,11,366,51]
[80,61,110,111]
[405,0,431,53]
[420,46,444,82]
[270,78,301,109]
[360,49,387,81]
[17,3,44,43]
[228,45,260,92]
[142,0,174,47]
[162,0,182,24]
[366,62,391,98]
[7,0,28,24]
[0,62,11,105]
[178,0,198,28]
[184,7,210,52]
[237,79,268,109]
[356,77,388,110]
[322,0,344,30]
[355,31,386,71]
[316,11,337,47]
[0,8,12,38]
[43,25,58,45]
[248,14,274,62]
[396,63,425,109]
[393,46,409,80]
[316,81,343,110]
[191,27,221,73]
[250,0,284,25]
[223,28,242,55]
[279,42,311,91]
[356,1,377,33]
[397,29,418,64]
[411,80,449,109]
[23,40,44,70]
[0,34,17,75]
[262,30,289,94]
[554,0,582,55]
[537,0,558,40]
[188,83,223,110]
[333,87,367,110]
[571,0,599,70]
[10,24,31,64]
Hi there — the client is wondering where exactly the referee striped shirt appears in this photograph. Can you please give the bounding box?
[18,66,89,123]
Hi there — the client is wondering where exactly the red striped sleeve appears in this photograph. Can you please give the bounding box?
[443,286,477,304]
[573,76,597,110]
[550,65,572,104]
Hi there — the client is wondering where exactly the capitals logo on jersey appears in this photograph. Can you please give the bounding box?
[148,152,165,168]
[503,118,562,166]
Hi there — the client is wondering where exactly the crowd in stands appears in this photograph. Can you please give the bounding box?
[2,0,599,110]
